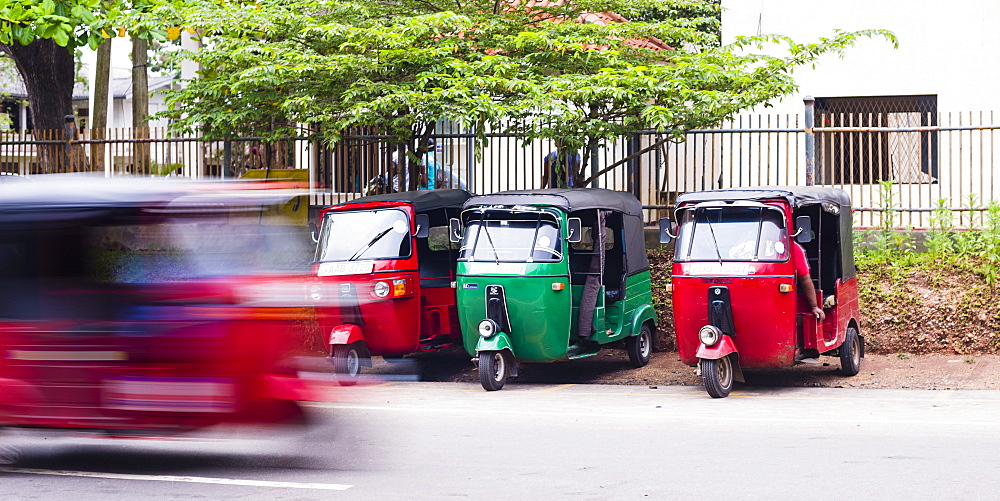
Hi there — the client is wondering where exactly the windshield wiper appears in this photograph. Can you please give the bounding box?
[466,211,500,264]
[480,220,500,265]
[752,208,764,262]
[348,227,393,261]
[698,209,724,265]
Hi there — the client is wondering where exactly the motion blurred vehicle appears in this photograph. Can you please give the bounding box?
[0,175,317,435]
[312,189,470,384]
[452,189,657,391]
[663,187,862,398]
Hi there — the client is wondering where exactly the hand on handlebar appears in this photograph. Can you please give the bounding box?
[812,306,826,322]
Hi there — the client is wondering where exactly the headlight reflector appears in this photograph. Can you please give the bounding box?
[478,319,499,338]
[698,325,723,346]
[373,281,390,298]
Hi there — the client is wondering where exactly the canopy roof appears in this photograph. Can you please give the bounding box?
[464,188,649,276]
[464,188,643,217]
[675,186,852,209]
[0,174,303,229]
[335,189,471,213]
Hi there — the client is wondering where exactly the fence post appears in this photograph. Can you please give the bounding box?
[223,138,233,177]
[804,96,815,186]
[64,115,77,172]
[627,132,640,198]
[589,144,599,188]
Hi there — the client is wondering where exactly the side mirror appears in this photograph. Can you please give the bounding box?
[449,218,462,243]
[309,221,320,244]
[567,218,582,243]
[658,217,674,244]
[414,214,429,238]
[794,215,812,243]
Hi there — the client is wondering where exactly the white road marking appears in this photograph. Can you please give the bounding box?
[0,467,352,490]
[311,402,1000,428]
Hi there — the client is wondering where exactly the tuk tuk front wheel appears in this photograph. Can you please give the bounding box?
[700,356,733,398]
[479,350,511,391]
[839,327,862,376]
[332,344,362,386]
[626,324,653,368]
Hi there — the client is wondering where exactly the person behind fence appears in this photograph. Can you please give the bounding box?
[540,149,581,189]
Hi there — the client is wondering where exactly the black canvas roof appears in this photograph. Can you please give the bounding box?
[464,188,643,217]
[0,174,302,229]
[336,189,471,213]
[464,188,649,276]
[675,186,851,209]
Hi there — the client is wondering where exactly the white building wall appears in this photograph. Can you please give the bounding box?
[723,0,1000,114]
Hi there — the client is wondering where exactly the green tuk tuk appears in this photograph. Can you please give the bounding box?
[451,188,658,390]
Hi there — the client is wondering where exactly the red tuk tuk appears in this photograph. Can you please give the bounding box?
[312,189,471,384]
[0,176,318,436]
[663,187,862,397]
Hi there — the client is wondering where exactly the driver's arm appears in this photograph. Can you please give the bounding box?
[792,243,825,321]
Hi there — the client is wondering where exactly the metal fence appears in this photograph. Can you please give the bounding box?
[5,105,1000,227]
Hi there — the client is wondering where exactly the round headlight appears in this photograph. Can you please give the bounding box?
[309,285,323,302]
[373,281,390,298]
[478,319,498,338]
[698,325,722,346]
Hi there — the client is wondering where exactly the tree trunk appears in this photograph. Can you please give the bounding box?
[132,35,150,173]
[0,39,75,172]
[91,39,111,171]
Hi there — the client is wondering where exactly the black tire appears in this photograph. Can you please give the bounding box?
[839,326,862,376]
[332,344,362,386]
[701,357,733,398]
[478,350,510,391]
[626,324,653,368]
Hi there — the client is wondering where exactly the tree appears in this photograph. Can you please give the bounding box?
[161,0,894,187]
[0,0,174,131]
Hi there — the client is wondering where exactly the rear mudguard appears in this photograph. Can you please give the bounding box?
[629,304,658,336]
[696,335,745,383]
[475,332,518,377]
[328,324,372,367]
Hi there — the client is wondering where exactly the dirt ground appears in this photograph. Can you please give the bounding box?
[351,346,1000,390]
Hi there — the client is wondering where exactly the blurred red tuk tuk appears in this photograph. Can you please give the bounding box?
[312,190,470,384]
[663,187,862,397]
[0,176,318,435]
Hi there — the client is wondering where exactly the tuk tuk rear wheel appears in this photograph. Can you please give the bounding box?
[332,344,362,386]
[839,327,862,376]
[626,324,653,367]
[479,350,510,391]
[701,357,733,398]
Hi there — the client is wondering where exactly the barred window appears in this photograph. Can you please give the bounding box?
[815,95,937,185]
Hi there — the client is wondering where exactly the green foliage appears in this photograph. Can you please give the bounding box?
[926,198,954,255]
[0,0,179,50]
[858,190,1000,286]
[157,0,895,183]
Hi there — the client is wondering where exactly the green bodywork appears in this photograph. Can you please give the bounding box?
[456,208,656,363]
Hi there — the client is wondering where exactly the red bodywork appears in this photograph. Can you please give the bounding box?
[673,198,861,369]
[0,277,317,434]
[315,201,460,357]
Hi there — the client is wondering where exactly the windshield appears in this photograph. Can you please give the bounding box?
[674,206,788,262]
[316,208,412,262]
[459,210,562,263]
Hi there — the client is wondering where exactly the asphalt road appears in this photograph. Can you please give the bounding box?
[2,381,1000,499]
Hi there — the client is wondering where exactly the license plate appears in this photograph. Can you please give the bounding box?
[317,261,375,276]
[102,377,236,413]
